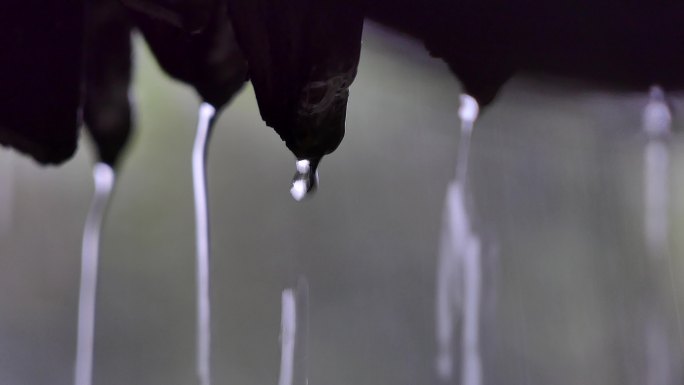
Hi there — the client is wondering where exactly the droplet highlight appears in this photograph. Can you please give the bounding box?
[290,159,319,201]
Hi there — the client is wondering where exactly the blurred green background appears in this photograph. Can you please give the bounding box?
[1,23,684,385]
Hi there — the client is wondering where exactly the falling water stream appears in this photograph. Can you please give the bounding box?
[0,150,14,237]
[435,94,482,385]
[643,86,672,259]
[278,289,297,385]
[641,86,683,385]
[66,84,684,385]
[74,163,116,385]
[190,98,318,385]
[277,280,310,385]
[193,102,218,385]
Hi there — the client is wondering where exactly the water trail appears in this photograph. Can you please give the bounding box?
[278,289,297,385]
[643,86,672,258]
[74,163,115,385]
[436,182,467,381]
[646,315,673,385]
[641,86,684,383]
[290,159,319,201]
[435,94,482,385]
[278,279,310,385]
[0,150,14,237]
[193,102,218,385]
[461,237,482,385]
[435,198,460,380]
[293,279,309,385]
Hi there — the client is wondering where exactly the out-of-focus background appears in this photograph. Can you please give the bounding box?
[1,22,684,385]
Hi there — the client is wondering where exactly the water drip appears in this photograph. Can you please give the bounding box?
[277,279,310,385]
[0,150,14,237]
[193,102,218,385]
[435,94,483,385]
[290,159,319,201]
[643,86,672,258]
[455,94,479,184]
[74,163,116,385]
[641,86,684,384]
[278,290,297,385]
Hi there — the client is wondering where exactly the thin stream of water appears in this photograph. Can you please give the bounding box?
[461,237,482,385]
[435,94,482,385]
[435,182,466,381]
[278,279,310,385]
[642,87,684,384]
[643,86,672,259]
[193,102,218,385]
[293,279,309,385]
[278,289,297,385]
[0,150,14,237]
[74,163,116,385]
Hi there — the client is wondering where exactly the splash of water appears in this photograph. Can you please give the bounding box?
[74,163,115,385]
[435,94,483,385]
[193,102,217,385]
[290,159,319,201]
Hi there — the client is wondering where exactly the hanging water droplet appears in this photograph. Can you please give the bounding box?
[290,159,319,201]
[643,86,671,139]
[455,94,480,184]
